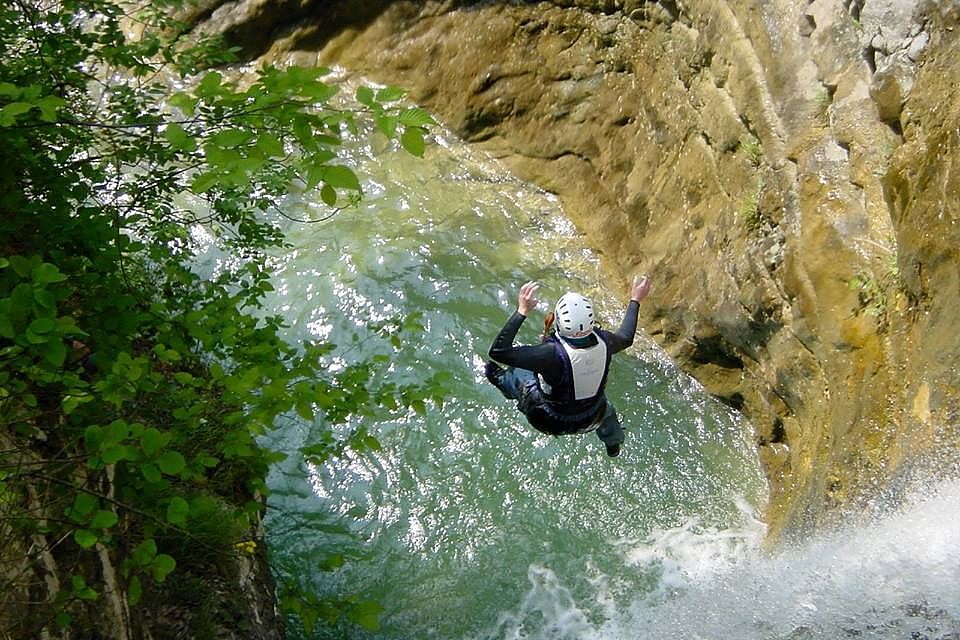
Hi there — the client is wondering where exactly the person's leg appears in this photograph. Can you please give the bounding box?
[485,362,535,400]
[595,403,625,457]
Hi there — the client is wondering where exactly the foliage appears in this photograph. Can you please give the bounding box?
[0,0,439,636]
[738,180,766,232]
[849,244,901,325]
[740,133,763,168]
[849,271,888,318]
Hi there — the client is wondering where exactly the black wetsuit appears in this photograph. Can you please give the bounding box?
[488,301,640,434]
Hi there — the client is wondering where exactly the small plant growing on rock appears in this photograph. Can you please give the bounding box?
[740,134,763,167]
[850,271,888,318]
[849,241,902,325]
[739,180,766,232]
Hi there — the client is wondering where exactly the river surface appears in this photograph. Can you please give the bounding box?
[209,82,958,639]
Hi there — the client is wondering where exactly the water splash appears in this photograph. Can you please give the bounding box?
[480,480,960,640]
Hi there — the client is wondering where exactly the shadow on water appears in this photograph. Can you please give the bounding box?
[250,93,767,639]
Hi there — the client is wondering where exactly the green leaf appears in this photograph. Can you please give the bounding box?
[75,585,98,601]
[197,454,219,468]
[256,132,284,157]
[71,493,98,518]
[322,165,361,191]
[43,339,67,367]
[151,554,176,582]
[153,344,181,363]
[11,282,34,331]
[168,92,197,116]
[101,444,131,465]
[140,428,170,457]
[190,171,220,194]
[164,122,196,151]
[173,371,195,385]
[397,107,435,127]
[140,462,162,484]
[0,301,13,339]
[84,425,103,452]
[25,326,49,344]
[74,528,98,549]
[56,315,83,335]
[308,148,336,165]
[400,127,426,157]
[375,86,406,102]
[104,419,131,445]
[320,184,337,206]
[156,450,186,475]
[305,164,324,190]
[63,393,91,414]
[360,433,381,452]
[166,497,189,526]
[355,86,375,107]
[9,255,36,278]
[299,603,321,634]
[36,95,65,122]
[300,80,339,103]
[31,262,67,284]
[295,397,314,421]
[28,317,56,334]
[210,128,253,148]
[292,114,315,148]
[196,71,224,98]
[33,287,55,309]
[0,102,32,126]
[70,574,97,600]
[411,399,426,415]
[374,114,398,139]
[347,600,383,631]
[128,576,143,606]
[132,539,157,566]
[319,554,345,571]
[76,587,98,601]
[90,509,118,530]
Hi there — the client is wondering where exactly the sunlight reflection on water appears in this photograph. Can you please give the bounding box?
[252,85,767,639]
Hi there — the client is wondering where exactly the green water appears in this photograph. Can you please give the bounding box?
[252,109,768,639]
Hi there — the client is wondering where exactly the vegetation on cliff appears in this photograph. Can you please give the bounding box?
[0,0,437,636]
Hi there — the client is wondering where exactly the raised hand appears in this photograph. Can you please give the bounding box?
[517,281,540,316]
[631,275,651,302]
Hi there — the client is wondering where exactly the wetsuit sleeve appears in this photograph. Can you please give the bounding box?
[603,300,640,354]
[488,312,560,374]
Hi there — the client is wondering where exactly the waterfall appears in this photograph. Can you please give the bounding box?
[485,480,960,639]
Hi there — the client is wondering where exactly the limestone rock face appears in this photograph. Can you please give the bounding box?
[187,0,960,543]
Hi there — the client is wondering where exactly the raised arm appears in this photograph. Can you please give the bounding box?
[606,275,651,353]
[489,281,556,371]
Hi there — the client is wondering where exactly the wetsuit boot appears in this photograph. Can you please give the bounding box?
[595,404,625,457]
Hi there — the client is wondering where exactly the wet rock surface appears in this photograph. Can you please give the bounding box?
[185,0,960,543]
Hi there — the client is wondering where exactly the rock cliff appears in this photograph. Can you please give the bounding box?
[186,0,960,544]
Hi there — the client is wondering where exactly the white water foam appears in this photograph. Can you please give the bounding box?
[480,481,960,640]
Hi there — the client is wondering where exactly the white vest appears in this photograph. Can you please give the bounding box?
[539,334,608,400]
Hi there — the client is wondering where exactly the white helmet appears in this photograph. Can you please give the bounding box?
[554,292,595,338]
